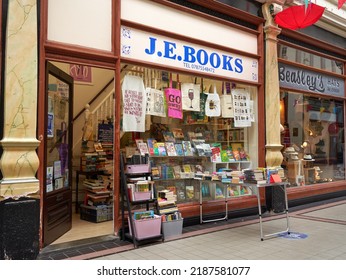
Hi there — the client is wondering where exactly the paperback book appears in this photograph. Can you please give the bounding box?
[182,141,194,156]
[156,142,167,156]
[174,143,184,156]
[165,142,177,156]
[163,131,175,142]
[138,142,149,156]
[172,128,185,139]
[147,138,158,156]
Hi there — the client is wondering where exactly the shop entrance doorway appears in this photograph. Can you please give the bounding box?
[41,61,115,247]
[43,62,74,246]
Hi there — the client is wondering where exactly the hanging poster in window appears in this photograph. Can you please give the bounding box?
[181,83,200,112]
[46,166,53,193]
[122,75,147,132]
[165,84,182,119]
[54,160,62,179]
[205,86,221,117]
[231,89,251,127]
[146,87,166,117]
[47,95,54,138]
[47,113,54,138]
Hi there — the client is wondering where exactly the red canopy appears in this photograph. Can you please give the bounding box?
[339,0,346,9]
[274,3,325,30]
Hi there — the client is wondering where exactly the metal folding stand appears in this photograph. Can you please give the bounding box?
[199,181,228,224]
[251,182,291,241]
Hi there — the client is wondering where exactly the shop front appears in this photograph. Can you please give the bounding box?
[277,32,346,203]
[3,0,344,259]
[116,0,265,229]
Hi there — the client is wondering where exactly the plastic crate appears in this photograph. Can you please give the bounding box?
[162,218,183,239]
[133,191,151,201]
[126,164,150,174]
[80,204,113,223]
[128,215,161,239]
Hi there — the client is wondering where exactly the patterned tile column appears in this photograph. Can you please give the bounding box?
[0,0,40,198]
[262,2,283,167]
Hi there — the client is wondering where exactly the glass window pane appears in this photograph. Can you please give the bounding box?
[281,91,345,186]
[278,44,344,75]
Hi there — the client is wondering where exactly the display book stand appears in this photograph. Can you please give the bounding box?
[120,153,163,248]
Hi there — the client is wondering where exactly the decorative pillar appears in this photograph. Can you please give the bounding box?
[0,0,40,260]
[0,0,40,198]
[262,2,283,167]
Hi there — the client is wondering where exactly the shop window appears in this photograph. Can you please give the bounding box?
[278,44,344,75]
[280,91,345,186]
[120,64,259,203]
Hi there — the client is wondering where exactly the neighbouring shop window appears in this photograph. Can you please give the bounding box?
[280,91,345,186]
[278,44,344,75]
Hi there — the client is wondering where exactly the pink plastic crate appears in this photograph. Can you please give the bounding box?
[128,215,161,239]
[126,164,150,174]
[133,191,151,201]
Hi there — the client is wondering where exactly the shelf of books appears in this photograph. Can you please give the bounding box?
[120,153,164,247]
[124,120,251,203]
[78,139,113,221]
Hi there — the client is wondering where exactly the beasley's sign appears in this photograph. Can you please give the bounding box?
[279,63,344,97]
[121,26,258,82]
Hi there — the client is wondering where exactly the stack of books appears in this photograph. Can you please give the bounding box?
[230,170,244,184]
[157,190,178,215]
[83,178,112,206]
[243,169,266,184]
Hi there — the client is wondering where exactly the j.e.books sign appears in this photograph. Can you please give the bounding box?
[279,63,344,97]
[121,26,258,83]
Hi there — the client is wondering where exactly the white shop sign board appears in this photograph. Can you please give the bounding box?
[121,26,258,83]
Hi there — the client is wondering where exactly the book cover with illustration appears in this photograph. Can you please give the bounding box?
[147,138,158,156]
[227,186,240,197]
[138,142,149,156]
[151,166,161,179]
[174,143,184,156]
[165,142,177,156]
[211,146,221,162]
[185,185,195,199]
[182,164,192,173]
[156,142,167,156]
[215,185,225,199]
[182,141,194,156]
[133,210,154,220]
[163,131,175,142]
[173,165,182,178]
[192,139,205,156]
[233,149,240,161]
[172,128,185,139]
[135,138,144,149]
[226,147,235,162]
[202,143,212,157]
[221,150,229,162]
